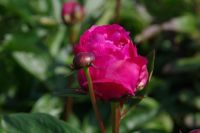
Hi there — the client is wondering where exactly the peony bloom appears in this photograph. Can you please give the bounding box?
[189,129,200,133]
[74,24,148,101]
[61,1,84,25]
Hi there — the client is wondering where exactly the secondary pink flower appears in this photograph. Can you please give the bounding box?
[61,1,84,25]
[189,129,200,133]
[74,24,148,100]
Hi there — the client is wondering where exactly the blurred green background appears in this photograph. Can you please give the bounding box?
[0,0,200,133]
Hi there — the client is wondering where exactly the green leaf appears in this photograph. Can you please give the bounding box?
[171,14,197,34]
[85,0,105,18]
[82,116,98,133]
[96,0,115,25]
[174,54,200,72]
[32,94,64,117]
[29,0,50,14]
[179,90,200,110]
[120,0,152,31]
[51,0,61,22]
[66,114,81,129]
[0,117,6,133]
[1,113,82,133]
[47,26,66,57]
[0,0,33,23]
[12,51,51,81]
[2,32,41,53]
[165,54,200,73]
[142,112,173,133]
[53,89,87,97]
[140,0,193,22]
[121,97,159,132]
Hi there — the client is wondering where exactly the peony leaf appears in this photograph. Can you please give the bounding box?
[178,90,200,110]
[162,14,197,35]
[121,98,159,132]
[32,94,64,118]
[13,51,51,81]
[141,112,173,133]
[142,112,173,133]
[2,31,42,53]
[164,54,200,73]
[47,25,66,57]
[85,0,105,18]
[66,114,81,129]
[1,113,82,133]
[53,89,87,97]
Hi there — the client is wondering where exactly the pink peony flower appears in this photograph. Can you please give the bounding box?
[189,129,200,133]
[61,1,84,25]
[74,24,148,100]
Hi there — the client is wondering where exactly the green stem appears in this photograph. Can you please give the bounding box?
[63,97,73,121]
[69,24,78,44]
[112,102,121,133]
[114,0,121,23]
[63,18,81,120]
[63,24,79,121]
[83,68,106,133]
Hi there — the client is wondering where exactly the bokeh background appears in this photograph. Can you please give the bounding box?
[0,0,200,133]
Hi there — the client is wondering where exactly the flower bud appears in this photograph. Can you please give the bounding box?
[61,1,84,25]
[73,52,95,69]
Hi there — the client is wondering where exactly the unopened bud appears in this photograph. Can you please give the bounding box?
[61,1,84,25]
[73,52,95,69]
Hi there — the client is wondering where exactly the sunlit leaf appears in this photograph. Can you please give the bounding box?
[142,112,173,133]
[164,54,200,73]
[179,90,200,110]
[32,94,64,117]
[121,97,159,132]
[164,14,197,34]
[13,52,51,81]
[51,0,61,22]
[82,116,98,133]
[67,114,81,129]
[96,0,115,25]
[85,0,105,18]
[46,26,66,57]
[3,32,42,53]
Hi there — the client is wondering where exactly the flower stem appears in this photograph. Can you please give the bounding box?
[63,97,73,121]
[114,0,121,23]
[111,102,121,133]
[69,24,78,44]
[83,67,106,133]
[63,24,79,121]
